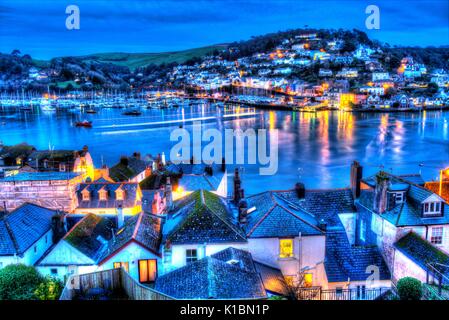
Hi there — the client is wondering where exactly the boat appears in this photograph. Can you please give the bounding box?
[75,120,92,128]
[85,109,97,114]
[122,109,142,116]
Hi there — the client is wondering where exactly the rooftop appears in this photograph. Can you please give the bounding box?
[154,247,267,299]
[0,203,58,256]
[163,190,246,245]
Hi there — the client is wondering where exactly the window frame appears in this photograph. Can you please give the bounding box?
[424,201,442,216]
[279,238,294,259]
[431,226,444,245]
[186,249,198,264]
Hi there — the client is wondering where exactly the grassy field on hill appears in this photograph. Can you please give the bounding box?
[75,45,226,70]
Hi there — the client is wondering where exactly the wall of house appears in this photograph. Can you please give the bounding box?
[163,242,248,274]
[0,230,53,268]
[38,241,95,268]
[247,235,326,286]
[99,242,160,283]
[72,205,142,217]
[393,249,427,283]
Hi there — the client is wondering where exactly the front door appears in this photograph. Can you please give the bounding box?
[138,259,157,283]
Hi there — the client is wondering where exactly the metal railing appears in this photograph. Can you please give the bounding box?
[297,286,390,300]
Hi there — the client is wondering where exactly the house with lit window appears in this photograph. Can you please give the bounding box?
[155,247,271,299]
[97,211,162,284]
[37,211,163,284]
[160,190,247,274]
[0,203,62,269]
[72,180,142,218]
[354,168,449,282]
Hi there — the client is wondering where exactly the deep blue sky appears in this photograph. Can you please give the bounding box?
[0,0,448,59]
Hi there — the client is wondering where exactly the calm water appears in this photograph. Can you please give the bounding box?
[1,104,448,194]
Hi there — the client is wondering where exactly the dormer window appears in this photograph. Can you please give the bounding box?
[99,189,108,201]
[424,202,442,216]
[59,163,66,172]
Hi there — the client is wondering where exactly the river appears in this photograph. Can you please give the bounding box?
[0,103,448,195]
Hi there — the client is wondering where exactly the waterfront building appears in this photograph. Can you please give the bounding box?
[0,172,84,212]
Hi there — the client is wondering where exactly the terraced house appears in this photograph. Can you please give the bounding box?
[354,165,449,284]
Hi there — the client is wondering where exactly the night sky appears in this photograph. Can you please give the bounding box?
[0,0,448,59]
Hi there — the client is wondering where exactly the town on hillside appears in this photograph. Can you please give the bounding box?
[1,29,449,113]
[1,143,449,300]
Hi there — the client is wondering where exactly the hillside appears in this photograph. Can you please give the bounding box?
[73,45,226,70]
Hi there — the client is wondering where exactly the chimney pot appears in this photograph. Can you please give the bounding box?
[350,161,363,198]
[295,182,305,199]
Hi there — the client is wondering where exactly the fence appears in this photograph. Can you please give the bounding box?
[59,268,174,300]
[297,287,389,300]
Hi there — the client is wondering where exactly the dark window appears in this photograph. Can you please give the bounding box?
[50,268,58,275]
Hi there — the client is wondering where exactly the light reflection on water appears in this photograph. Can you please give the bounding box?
[0,104,448,194]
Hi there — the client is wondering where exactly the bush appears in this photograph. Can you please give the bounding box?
[0,264,43,300]
[397,277,423,300]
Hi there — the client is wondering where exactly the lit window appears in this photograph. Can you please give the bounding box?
[284,276,294,287]
[279,239,294,258]
[138,259,157,283]
[304,273,313,287]
[431,227,444,245]
[99,190,108,201]
[186,249,198,264]
[113,262,129,272]
[424,202,442,216]
[116,190,124,201]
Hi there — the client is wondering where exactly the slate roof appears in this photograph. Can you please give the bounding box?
[0,203,57,256]
[0,171,81,182]
[358,172,449,227]
[99,212,162,263]
[394,232,449,275]
[76,182,140,209]
[154,247,267,299]
[325,232,391,282]
[244,188,356,238]
[163,190,246,245]
[64,214,114,262]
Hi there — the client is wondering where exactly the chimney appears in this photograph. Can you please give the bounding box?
[238,199,248,224]
[82,145,88,153]
[133,152,141,160]
[295,182,305,199]
[350,161,363,198]
[233,168,244,204]
[117,205,124,228]
[51,211,66,243]
[120,156,129,166]
[374,172,390,214]
[221,157,226,172]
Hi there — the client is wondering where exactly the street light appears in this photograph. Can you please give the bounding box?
[439,167,449,196]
